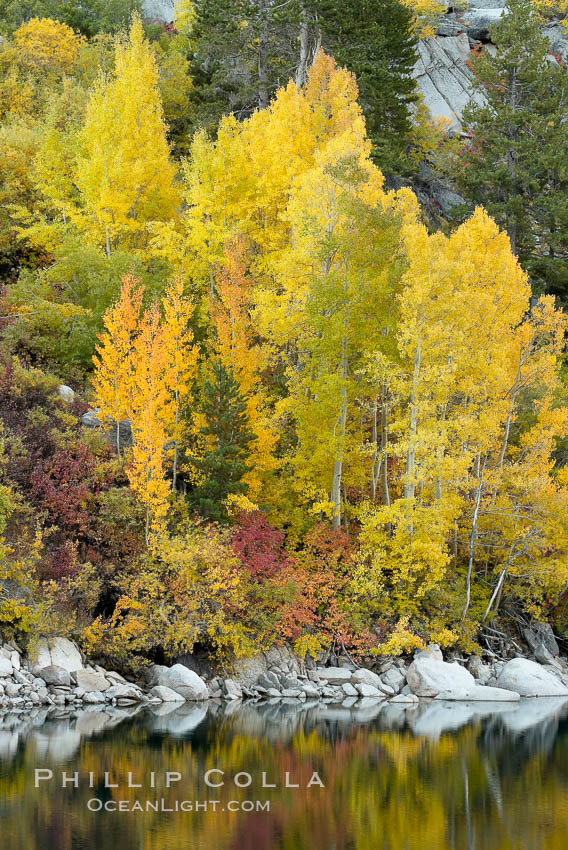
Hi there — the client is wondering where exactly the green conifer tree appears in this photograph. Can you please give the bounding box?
[191,361,254,521]
[457,0,568,300]
[311,0,418,172]
[190,0,418,172]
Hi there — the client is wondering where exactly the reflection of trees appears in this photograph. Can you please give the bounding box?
[0,703,567,849]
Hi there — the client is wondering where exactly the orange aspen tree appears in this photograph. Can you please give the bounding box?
[161,276,199,492]
[212,243,278,503]
[128,305,171,547]
[92,275,144,459]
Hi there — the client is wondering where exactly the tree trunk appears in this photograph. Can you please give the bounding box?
[172,389,179,492]
[404,336,421,502]
[461,453,487,623]
[332,338,348,531]
[113,367,121,460]
[331,394,347,530]
[257,0,270,109]
[380,384,390,507]
[371,398,378,502]
[295,4,310,88]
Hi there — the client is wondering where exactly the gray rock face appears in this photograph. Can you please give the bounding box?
[413,35,483,133]
[496,658,568,697]
[75,670,111,693]
[462,8,507,41]
[523,623,560,664]
[231,645,301,687]
[407,656,475,697]
[436,13,464,37]
[223,679,243,700]
[316,667,353,684]
[37,666,71,687]
[142,0,174,22]
[28,638,83,673]
[544,23,568,62]
[148,664,208,701]
[257,671,280,689]
[465,0,506,8]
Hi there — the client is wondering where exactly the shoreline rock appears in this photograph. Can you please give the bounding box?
[4,635,568,714]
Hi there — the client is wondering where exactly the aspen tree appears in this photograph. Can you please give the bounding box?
[92,274,143,458]
[128,305,171,546]
[76,14,178,256]
[161,276,199,492]
[212,243,278,502]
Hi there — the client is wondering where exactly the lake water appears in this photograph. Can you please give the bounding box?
[0,696,567,849]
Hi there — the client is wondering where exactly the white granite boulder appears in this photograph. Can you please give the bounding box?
[58,385,75,404]
[406,655,476,698]
[0,657,13,678]
[148,685,185,703]
[435,685,519,701]
[29,638,83,673]
[352,668,384,690]
[148,664,208,701]
[496,658,568,697]
[315,667,353,684]
[75,670,111,693]
[355,683,386,699]
[381,667,406,693]
[37,665,71,687]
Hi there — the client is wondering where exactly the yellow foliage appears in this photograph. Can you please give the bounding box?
[84,524,253,668]
[14,18,82,71]
[373,617,425,655]
[75,14,179,256]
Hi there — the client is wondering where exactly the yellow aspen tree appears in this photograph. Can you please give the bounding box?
[265,132,401,529]
[178,52,367,293]
[76,14,179,257]
[128,305,171,547]
[161,275,199,491]
[14,18,82,72]
[352,205,535,631]
[212,243,278,503]
[92,275,144,459]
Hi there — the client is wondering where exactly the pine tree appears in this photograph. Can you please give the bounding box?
[310,0,418,171]
[190,361,254,521]
[457,0,568,300]
[190,0,417,171]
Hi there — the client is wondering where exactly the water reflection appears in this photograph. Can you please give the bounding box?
[0,697,567,849]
